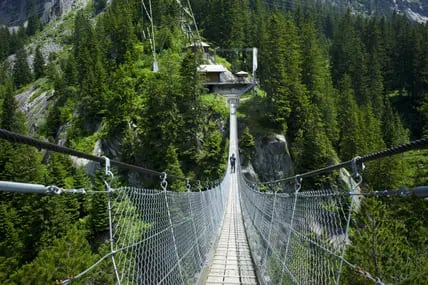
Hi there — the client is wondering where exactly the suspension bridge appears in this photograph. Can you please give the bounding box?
[0,100,427,285]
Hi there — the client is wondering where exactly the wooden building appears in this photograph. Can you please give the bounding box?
[198,64,227,83]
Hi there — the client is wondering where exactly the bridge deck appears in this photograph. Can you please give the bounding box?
[204,173,258,285]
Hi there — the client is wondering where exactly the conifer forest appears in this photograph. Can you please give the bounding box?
[0,0,427,284]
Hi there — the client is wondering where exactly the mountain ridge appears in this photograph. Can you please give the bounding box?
[0,0,90,27]
[323,0,428,23]
[1,0,428,26]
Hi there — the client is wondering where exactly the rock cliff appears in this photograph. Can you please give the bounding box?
[250,134,294,182]
[0,0,89,26]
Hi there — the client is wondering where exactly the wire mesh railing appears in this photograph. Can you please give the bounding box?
[0,128,230,285]
[238,140,428,285]
[239,175,357,285]
[59,178,228,285]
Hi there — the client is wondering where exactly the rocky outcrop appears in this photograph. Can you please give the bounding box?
[250,134,294,182]
[323,0,428,23]
[15,79,54,135]
[0,0,90,26]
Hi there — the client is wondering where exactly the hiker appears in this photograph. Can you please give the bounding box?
[230,153,236,173]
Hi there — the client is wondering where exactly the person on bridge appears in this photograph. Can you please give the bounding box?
[230,153,236,173]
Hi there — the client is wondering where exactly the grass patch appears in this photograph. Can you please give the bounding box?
[402,149,428,186]
[214,55,232,70]
[70,133,100,153]
[28,79,53,103]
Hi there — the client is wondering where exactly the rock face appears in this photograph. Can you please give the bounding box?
[15,79,54,135]
[251,134,294,182]
[0,0,90,26]
[323,0,428,23]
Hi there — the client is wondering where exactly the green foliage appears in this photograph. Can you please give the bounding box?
[0,27,11,61]
[8,225,97,285]
[26,5,42,37]
[197,129,226,180]
[101,0,137,66]
[33,46,45,79]
[1,0,427,283]
[345,196,428,284]
[165,144,186,192]
[73,11,107,119]
[239,126,255,165]
[13,48,33,88]
[86,172,110,237]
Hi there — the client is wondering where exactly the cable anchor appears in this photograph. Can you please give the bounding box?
[186,178,191,192]
[294,175,302,193]
[160,172,168,191]
[350,156,364,191]
[102,156,114,190]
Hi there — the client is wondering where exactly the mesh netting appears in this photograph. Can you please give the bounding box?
[108,181,228,285]
[239,178,353,285]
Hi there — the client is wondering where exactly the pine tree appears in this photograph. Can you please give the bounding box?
[33,46,45,79]
[0,204,23,283]
[299,19,339,144]
[295,111,334,176]
[139,72,181,171]
[337,75,361,160]
[73,11,107,119]
[101,0,138,66]
[382,98,409,147]
[0,27,11,61]
[263,12,292,132]
[197,130,226,180]
[239,126,255,165]
[344,198,411,284]
[226,0,250,48]
[165,144,186,192]
[8,225,97,285]
[13,48,32,88]
[87,171,109,237]
[0,79,21,132]
[177,51,204,170]
[331,12,369,105]
[26,5,41,36]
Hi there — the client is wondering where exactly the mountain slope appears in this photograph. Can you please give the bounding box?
[0,0,90,26]
[324,0,428,22]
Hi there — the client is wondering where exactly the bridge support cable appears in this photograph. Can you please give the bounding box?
[260,137,428,186]
[0,181,86,195]
[0,128,190,180]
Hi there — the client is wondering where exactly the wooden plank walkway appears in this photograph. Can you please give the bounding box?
[203,173,258,285]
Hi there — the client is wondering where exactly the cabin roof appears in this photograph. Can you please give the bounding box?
[235,71,249,76]
[186,41,210,48]
[198,64,227,73]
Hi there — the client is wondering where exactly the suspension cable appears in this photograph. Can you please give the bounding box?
[261,137,428,185]
[0,128,189,181]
